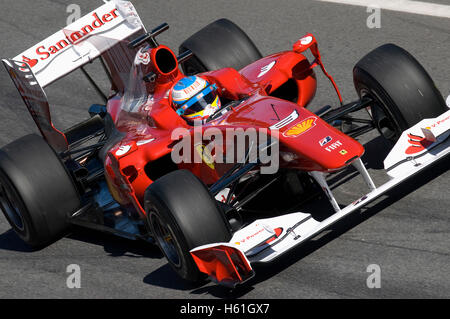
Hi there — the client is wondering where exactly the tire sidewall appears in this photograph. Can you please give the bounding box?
[146,197,202,282]
[0,134,80,247]
[144,170,231,283]
[0,169,36,243]
[354,72,405,141]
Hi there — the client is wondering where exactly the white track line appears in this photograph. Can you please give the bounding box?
[317,0,450,19]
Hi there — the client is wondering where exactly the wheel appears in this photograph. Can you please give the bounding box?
[353,43,447,141]
[179,18,262,75]
[0,134,80,247]
[144,170,232,282]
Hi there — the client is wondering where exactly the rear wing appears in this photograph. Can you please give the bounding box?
[2,0,145,152]
[8,0,144,88]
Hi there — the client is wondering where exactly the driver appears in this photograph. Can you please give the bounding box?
[170,76,221,122]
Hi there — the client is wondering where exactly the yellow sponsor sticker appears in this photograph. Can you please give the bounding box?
[195,144,215,169]
[283,117,317,137]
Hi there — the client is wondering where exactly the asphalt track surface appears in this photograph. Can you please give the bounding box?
[0,0,449,299]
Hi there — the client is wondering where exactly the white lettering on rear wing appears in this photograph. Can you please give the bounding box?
[12,0,145,88]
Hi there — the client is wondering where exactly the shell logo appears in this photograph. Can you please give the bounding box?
[283,117,317,137]
[22,56,38,68]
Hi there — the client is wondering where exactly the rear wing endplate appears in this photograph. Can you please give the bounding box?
[2,60,68,152]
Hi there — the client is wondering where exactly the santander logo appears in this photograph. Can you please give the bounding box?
[21,55,38,68]
[25,9,120,68]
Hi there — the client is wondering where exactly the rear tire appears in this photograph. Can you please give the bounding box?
[0,134,80,247]
[354,44,447,141]
[179,18,262,75]
[145,170,232,282]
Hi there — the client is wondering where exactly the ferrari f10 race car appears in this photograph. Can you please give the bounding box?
[1,1,449,288]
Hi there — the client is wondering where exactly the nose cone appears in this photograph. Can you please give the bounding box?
[277,109,364,171]
[222,96,364,171]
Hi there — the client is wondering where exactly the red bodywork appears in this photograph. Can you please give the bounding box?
[102,36,364,217]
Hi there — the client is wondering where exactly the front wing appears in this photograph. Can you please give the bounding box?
[191,109,450,287]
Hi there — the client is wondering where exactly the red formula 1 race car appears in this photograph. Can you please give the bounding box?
[1,1,449,288]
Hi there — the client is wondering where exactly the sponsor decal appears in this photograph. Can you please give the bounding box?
[269,109,299,130]
[136,138,155,146]
[234,223,275,246]
[352,195,368,206]
[215,188,236,203]
[324,140,342,152]
[182,80,202,95]
[405,133,433,155]
[115,145,131,156]
[172,77,206,102]
[319,136,332,147]
[21,56,38,68]
[257,61,276,78]
[428,114,450,128]
[264,227,283,245]
[27,9,120,66]
[339,149,348,155]
[235,227,266,245]
[194,144,215,169]
[135,48,150,65]
[300,36,313,45]
[239,227,283,247]
[115,0,142,27]
[404,114,450,155]
[283,117,317,137]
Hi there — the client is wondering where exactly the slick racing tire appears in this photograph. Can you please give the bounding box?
[145,170,232,283]
[0,134,80,247]
[353,43,448,141]
[179,18,262,75]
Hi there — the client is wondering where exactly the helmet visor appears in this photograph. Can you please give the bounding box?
[183,91,218,116]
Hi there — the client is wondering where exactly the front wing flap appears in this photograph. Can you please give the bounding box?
[190,243,255,288]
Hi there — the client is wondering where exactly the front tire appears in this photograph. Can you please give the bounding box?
[145,170,232,282]
[354,44,447,141]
